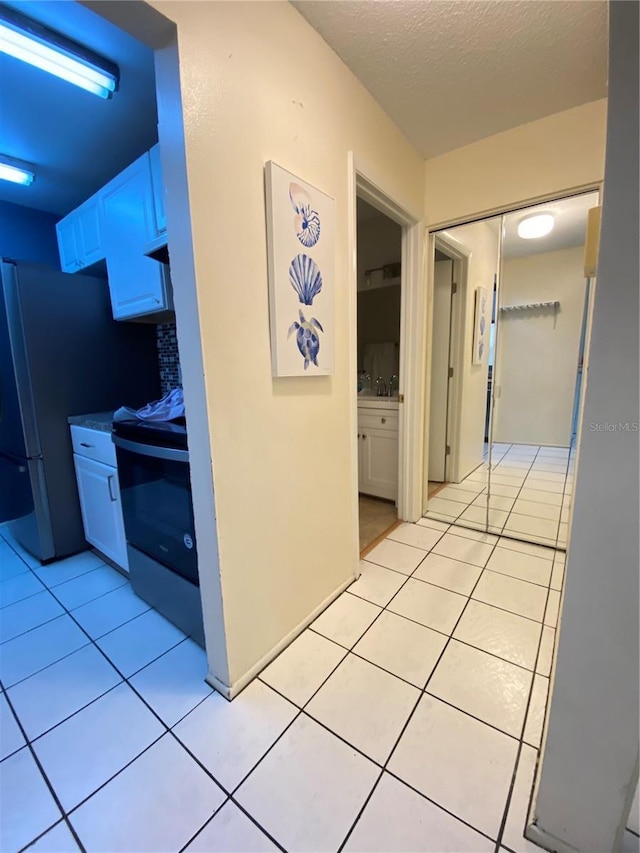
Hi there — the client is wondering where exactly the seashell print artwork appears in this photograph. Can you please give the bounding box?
[289,182,321,248]
[289,253,323,305]
[265,162,334,376]
[288,310,324,370]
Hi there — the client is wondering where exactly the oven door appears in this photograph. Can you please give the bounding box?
[113,436,198,585]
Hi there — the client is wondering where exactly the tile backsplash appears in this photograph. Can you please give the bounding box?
[156,323,181,394]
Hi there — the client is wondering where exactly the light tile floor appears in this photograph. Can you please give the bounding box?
[1,522,638,853]
[424,443,575,549]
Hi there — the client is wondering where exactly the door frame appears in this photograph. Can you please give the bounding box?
[422,230,471,509]
[347,154,426,563]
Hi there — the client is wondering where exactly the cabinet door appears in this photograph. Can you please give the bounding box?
[56,214,78,273]
[101,152,168,319]
[73,454,129,571]
[359,428,398,501]
[76,195,104,268]
[149,142,166,234]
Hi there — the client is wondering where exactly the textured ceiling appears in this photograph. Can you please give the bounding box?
[502,191,600,259]
[0,1,157,216]
[293,0,608,159]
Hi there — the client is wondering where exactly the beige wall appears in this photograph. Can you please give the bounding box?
[424,100,607,229]
[151,0,425,687]
[493,247,586,447]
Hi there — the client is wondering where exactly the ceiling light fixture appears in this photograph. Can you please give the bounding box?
[517,214,555,240]
[0,7,118,99]
[0,157,35,186]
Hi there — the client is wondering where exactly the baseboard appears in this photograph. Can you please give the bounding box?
[205,574,356,700]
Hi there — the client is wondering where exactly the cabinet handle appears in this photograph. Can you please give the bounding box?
[362,434,367,440]
[107,474,117,502]
[357,433,360,439]
[79,442,94,448]
[381,417,386,424]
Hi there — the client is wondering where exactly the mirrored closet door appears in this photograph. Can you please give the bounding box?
[424,191,599,550]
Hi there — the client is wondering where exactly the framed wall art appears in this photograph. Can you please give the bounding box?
[472,286,489,365]
[265,161,335,377]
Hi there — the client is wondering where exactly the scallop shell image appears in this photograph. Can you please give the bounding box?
[288,309,324,370]
[289,253,323,305]
[289,182,321,248]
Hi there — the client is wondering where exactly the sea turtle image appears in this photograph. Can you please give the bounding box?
[288,309,324,370]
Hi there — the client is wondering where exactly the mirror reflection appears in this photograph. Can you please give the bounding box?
[424,191,599,550]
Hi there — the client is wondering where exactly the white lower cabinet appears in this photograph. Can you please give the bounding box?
[357,403,399,501]
[71,427,128,572]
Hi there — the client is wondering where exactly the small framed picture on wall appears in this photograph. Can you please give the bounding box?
[472,286,489,365]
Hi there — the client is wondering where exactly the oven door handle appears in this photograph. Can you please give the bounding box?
[113,435,189,463]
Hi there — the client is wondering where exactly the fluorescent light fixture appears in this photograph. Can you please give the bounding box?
[0,158,35,186]
[518,214,555,240]
[0,8,118,99]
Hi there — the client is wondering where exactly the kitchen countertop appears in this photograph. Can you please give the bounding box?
[357,395,399,410]
[67,411,115,433]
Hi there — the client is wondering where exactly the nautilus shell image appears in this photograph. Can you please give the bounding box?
[289,182,321,248]
[288,309,324,370]
[289,253,323,305]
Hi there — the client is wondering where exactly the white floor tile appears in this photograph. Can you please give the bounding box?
[438,482,484,499]
[344,772,494,852]
[311,592,381,649]
[423,509,460,524]
[512,499,561,522]
[413,553,482,596]
[428,640,532,737]
[0,530,42,568]
[0,541,31,581]
[0,591,65,644]
[365,538,428,575]
[473,493,516,512]
[388,578,467,635]
[388,522,445,552]
[417,517,451,533]
[432,532,494,567]
[0,747,61,852]
[0,571,46,609]
[96,608,186,677]
[307,653,419,763]
[0,692,25,760]
[185,801,277,852]
[446,526,498,546]
[174,679,297,791]
[491,474,526,487]
[70,734,225,853]
[129,639,214,726]
[522,478,565,495]
[425,497,465,519]
[517,488,563,507]
[7,644,121,740]
[50,565,128,610]
[388,694,518,840]
[33,682,164,811]
[353,611,447,688]
[544,589,561,628]
[502,744,544,853]
[459,505,508,529]
[235,713,378,853]
[536,626,555,677]
[26,821,80,852]
[70,583,150,639]
[504,514,559,542]
[472,571,547,622]
[489,483,521,498]
[487,548,552,588]
[260,629,346,707]
[523,675,549,748]
[558,522,569,545]
[351,561,407,606]
[33,551,105,588]
[496,538,555,561]
[0,614,89,688]
[453,600,542,670]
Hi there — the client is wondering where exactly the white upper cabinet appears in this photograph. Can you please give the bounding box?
[149,142,166,235]
[100,151,172,320]
[56,194,104,273]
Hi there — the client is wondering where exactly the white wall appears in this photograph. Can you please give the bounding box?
[532,2,639,850]
[441,220,499,481]
[147,1,425,689]
[494,247,586,446]
[424,99,607,229]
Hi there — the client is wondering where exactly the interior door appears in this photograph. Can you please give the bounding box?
[428,259,453,482]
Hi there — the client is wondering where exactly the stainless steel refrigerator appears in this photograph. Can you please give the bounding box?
[0,259,161,562]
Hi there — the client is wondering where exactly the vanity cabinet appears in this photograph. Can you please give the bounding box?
[357,400,399,501]
[56,194,104,273]
[71,425,128,572]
